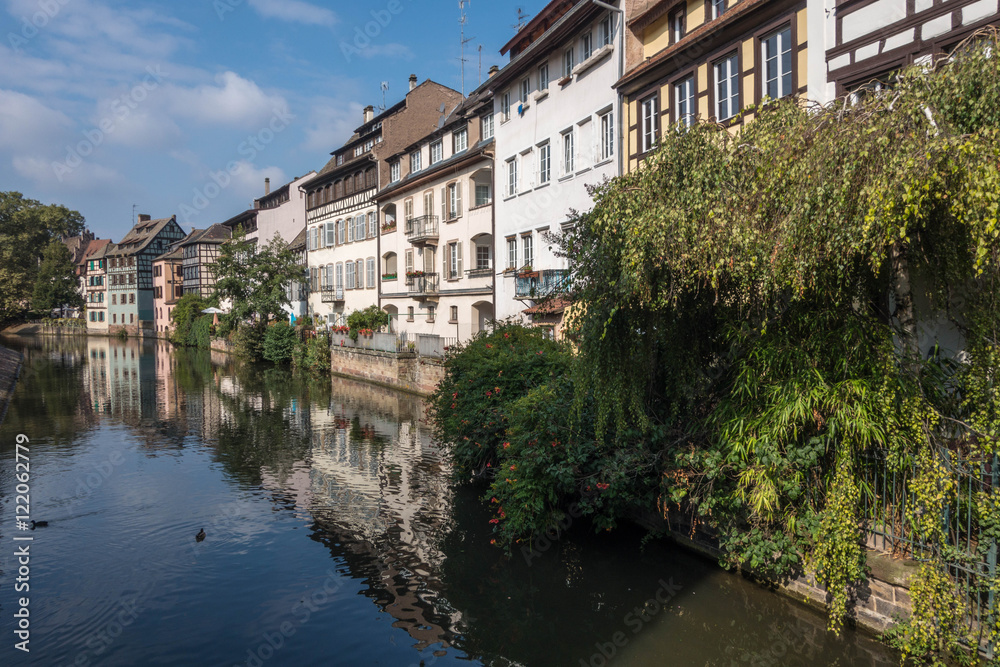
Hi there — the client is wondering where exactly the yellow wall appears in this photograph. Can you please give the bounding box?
[643,13,672,59]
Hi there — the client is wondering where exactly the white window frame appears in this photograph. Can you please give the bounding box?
[538,141,551,184]
[600,110,614,161]
[346,261,356,290]
[520,77,531,104]
[762,27,793,101]
[501,91,511,121]
[582,32,593,61]
[599,14,613,47]
[367,257,376,288]
[538,63,549,91]
[481,113,494,140]
[522,233,533,268]
[454,128,468,153]
[641,95,659,153]
[562,130,575,175]
[675,75,696,128]
[430,140,443,165]
[506,237,517,270]
[507,157,518,196]
[711,0,726,20]
[563,47,575,79]
[410,150,422,173]
[715,53,740,121]
[390,161,400,182]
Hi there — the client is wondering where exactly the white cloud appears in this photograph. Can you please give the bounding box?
[302,100,363,154]
[247,0,337,27]
[0,89,74,153]
[165,72,290,128]
[13,155,125,191]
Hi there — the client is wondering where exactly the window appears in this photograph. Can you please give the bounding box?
[715,53,740,120]
[599,14,613,47]
[337,219,346,244]
[447,182,463,219]
[476,243,491,270]
[762,27,793,100]
[368,212,377,238]
[675,75,696,128]
[404,199,414,221]
[390,161,400,182]
[367,258,376,288]
[129,294,135,304]
[507,238,517,269]
[670,9,684,44]
[336,263,344,289]
[99,312,104,322]
[711,0,726,19]
[481,113,494,140]
[356,260,364,288]
[450,306,459,322]
[346,261,356,289]
[153,265,161,277]
[501,91,511,121]
[507,158,518,196]
[538,63,549,91]
[430,140,443,164]
[448,242,462,279]
[600,110,614,161]
[405,249,414,276]
[426,306,436,323]
[522,234,534,268]
[423,191,434,217]
[475,183,492,207]
[582,32,593,60]
[356,215,367,241]
[562,131,575,174]
[520,77,531,104]
[453,128,468,153]
[113,314,117,324]
[326,222,336,247]
[407,306,414,321]
[539,142,551,184]
[410,151,422,173]
[563,48,575,78]
[641,95,659,153]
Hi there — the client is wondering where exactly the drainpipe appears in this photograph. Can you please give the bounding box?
[592,0,625,177]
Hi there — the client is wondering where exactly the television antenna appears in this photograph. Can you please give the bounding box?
[380,81,389,111]
[132,204,137,226]
[512,7,531,33]
[459,1,476,95]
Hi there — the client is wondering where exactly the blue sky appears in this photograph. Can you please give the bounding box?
[0,0,529,241]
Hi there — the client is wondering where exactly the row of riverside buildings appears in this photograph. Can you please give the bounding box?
[70,0,999,342]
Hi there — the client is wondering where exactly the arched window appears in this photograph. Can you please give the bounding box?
[365,168,377,189]
[335,180,344,199]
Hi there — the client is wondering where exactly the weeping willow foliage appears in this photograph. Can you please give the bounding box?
[561,29,1000,659]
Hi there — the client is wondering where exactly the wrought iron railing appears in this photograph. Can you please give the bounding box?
[405,273,439,296]
[320,288,345,303]
[404,215,439,243]
[515,269,568,299]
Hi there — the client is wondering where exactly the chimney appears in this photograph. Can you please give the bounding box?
[488,65,499,78]
[138,214,151,223]
[264,177,271,195]
[364,105,374,123]
[409,74,418,91]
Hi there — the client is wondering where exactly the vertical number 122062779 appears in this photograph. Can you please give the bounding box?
[15,435,31,523]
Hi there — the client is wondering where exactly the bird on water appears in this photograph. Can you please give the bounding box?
[30,520,48,529]
[196,528,206,542]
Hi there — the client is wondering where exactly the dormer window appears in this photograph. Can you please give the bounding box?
[410,151,422,173]
[670,9,685,44]
[390,161,401,182]
[430,140,443,165]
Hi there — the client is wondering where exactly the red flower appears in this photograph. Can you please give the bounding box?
[503,442,510,449]
[597,483,610,491]
[486,344,493,349]
[489,518,499,524]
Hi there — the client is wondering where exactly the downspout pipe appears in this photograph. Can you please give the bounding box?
[592,0,625,178]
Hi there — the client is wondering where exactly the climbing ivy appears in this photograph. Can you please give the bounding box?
[556,28,1000,662]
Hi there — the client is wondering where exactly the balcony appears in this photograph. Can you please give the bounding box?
[405,272,439,299]
[515,269,569,300]
[321,288,345,303]
[405,215,439,244]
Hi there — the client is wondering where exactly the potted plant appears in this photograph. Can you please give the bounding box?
[518,265,538,278]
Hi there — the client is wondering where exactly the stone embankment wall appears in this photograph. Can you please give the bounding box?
[330,347,445,397]
[635,511,916,637]
[0,345,24,426]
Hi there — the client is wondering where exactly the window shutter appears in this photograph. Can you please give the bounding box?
[457,242,463,278]
[456,182,463,218]
[348,218,354,242]
[443,244,449,277]
[440,187,446,221]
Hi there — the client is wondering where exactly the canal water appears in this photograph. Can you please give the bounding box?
[0,335,899,666]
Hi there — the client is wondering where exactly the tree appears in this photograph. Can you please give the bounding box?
[214,231,301,329]
[32,241,83,315]
[169,292,207,345]
[0,192,85,321]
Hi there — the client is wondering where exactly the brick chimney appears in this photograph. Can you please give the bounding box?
[409,74,418,91]
[364,105,374,123]
[138,214,151,223]
[264,177,271,195]
[489,65,499,78]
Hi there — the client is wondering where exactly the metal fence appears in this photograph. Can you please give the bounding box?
[860,449,997,654]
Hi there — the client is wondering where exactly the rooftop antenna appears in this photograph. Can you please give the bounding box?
[459,0,475,95]
[512,7,531,33]
[380,81,389,111]
[478,44,483,86]
[132,204,137,226]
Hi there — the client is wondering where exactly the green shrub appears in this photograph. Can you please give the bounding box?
[346,305,389,340]
[232,323,265,360]
[263,321,297,364]
[187,315,212,349]
[431,323,574,479]
[293,332,331,375]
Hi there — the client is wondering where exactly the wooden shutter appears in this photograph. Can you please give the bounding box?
[456,182,463,218]
[457,241,463,278]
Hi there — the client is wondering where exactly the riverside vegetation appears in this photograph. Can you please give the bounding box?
[432,31,1000,665]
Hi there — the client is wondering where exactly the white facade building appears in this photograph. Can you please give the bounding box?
[488,0,623,330]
